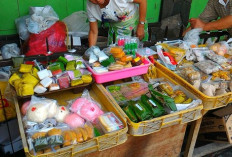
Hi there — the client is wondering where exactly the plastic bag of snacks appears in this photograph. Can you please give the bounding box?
[205,51,228,64]
[24,96,58,123]
[209,41,229,56]
[69,89,104,123]
[159,43,186,64]
[194,60,221,74]
[97,112,124,133]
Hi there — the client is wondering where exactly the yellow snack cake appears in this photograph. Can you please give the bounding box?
[19,83,34,96]
[81,75,92,84]
[9,73,21,86]
[19,64,33,73]
[71,79,83,86]
[22,73,39,87]
[31,67,39,79]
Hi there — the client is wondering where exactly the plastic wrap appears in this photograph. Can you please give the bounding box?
[64,113,85,128]
[140,95,165,117]
[183,28,202,47]
[62,130,77,147]
[201,83,219,96]
[26,96,58,123]
[47,128,63,146]
[205,51,227,64]
[194,60,220,74]
[122,105,138,123]
[209,41,229,56]
[54,106,69,123]
[149,84,177,111]
[191,47,210,62]
[106,81,148,105]
[97,112,124,133]
[130,100,153,121]
[69,89,104,123]
[48,63,62,76]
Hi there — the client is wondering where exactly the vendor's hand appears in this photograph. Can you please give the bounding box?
[189,18,206,30]
[136,24,145,40]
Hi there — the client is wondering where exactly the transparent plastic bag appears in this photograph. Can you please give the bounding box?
[27,5,59,34]
[97,112,124,133]
[194,60,221,74]
[25,96,58,123]
[209,41,229,56]
[1,43,20,59]
[69,89,104,123]
[15,15,30,40]
[183,28,202,47]
[205,51,227,64]
[191,47,210,62]
[62,11,89,36]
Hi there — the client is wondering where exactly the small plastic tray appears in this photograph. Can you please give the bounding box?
[85,59,150,84]
[106,81,149,105]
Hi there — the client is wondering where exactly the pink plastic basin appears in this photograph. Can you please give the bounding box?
[86,59,150,83]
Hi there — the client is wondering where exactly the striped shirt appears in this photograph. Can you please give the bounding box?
[199,0,232,35]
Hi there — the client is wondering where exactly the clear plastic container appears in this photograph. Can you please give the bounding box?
[97,112,124,133]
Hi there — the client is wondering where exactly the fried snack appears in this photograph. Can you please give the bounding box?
[116,60,127,65]
[174,95,186,104]
[62,130,77,147]
[75,128,84,143]
[32,132,47,139]
[183,98,193,104]
[92,62,101,67]
[44,148,52,153]
[120,55,133,62]
[84,123,94,139]
[80,128,88,141]
[124,62,132,68]
[158,83,174,96]
[47,128,62,136]
[174,90,186,97]
[108,63,124,71]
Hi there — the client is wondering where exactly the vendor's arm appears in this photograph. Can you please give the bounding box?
[88,21,98,47]
[183,0,217,36]
[133,0,147,40]
[192,15,232,31]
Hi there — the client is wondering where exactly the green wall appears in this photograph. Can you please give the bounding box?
[189,0,208,18]
[0,0,208,36]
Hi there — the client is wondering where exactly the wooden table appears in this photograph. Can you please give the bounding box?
[85,123,187,157]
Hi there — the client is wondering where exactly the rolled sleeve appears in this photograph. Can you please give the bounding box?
[87,1,97,22]
[199,0,218,22]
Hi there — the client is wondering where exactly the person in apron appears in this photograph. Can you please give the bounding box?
[87,0,148,46]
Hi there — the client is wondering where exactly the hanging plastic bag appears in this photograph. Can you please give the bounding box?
[15,15,30,40]
[27,5,59,34]
[62,11,89,37]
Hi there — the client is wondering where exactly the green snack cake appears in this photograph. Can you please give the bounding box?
[66,60,76,71]
[123,105,138,123]
[57,56,68,65]
[101,55,115,67]
[141,95,165,118]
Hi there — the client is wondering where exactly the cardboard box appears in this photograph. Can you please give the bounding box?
[199,105,232,143]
